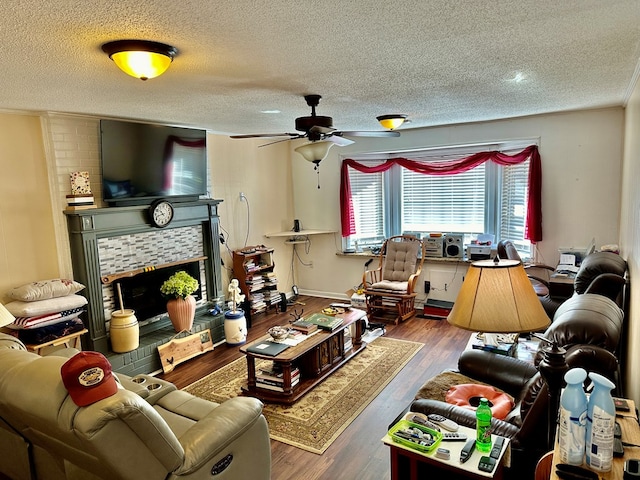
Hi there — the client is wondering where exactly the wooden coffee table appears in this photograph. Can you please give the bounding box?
[240,308,367,404]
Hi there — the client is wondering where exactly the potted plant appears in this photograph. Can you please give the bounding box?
[160,271,199,332]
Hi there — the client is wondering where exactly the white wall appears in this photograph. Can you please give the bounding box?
[620,79,640,404]
[289,107,624,302]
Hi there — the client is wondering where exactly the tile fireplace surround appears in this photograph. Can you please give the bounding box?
[65,199,225,375]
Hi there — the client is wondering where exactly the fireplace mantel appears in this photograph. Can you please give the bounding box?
[65,199,224,360]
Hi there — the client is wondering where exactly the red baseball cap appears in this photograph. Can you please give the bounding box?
[61,351,118,406]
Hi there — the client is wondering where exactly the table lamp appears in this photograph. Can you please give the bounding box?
[447,257,565,450]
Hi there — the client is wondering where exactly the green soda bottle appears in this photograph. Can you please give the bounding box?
[476,397,492,452]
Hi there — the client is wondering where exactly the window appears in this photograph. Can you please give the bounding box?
[344,143,534,258]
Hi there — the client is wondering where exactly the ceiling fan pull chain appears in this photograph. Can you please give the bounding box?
[315,165,321,189]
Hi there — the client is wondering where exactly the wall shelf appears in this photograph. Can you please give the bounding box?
[265,229,335,238]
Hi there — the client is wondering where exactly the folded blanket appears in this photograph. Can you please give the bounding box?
[8,308,85,330]
[17,318,85,345]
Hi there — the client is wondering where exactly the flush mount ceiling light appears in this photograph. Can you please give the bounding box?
[377,114,408,130]
[101,40,178,81]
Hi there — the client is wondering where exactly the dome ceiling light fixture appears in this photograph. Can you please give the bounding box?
[294,141,336,189]
[101,40,178,81]
[377,114,408,130]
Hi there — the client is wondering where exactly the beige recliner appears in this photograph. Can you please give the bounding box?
[0,334,271,480]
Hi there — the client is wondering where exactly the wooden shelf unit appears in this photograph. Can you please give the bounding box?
[232,246,279,316]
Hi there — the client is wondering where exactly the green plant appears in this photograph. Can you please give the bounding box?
[160,271,199,299]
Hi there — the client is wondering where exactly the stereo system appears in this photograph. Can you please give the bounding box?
[443,234,464,258]
[424,237,443,257]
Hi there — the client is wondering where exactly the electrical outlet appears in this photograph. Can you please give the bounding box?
[239,192,246,201]
[444,283,448,291]
[424,280,431,293]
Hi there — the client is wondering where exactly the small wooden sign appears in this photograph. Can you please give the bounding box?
[157,329,214,373]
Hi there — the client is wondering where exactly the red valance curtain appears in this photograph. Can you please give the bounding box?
[340,144,542,242]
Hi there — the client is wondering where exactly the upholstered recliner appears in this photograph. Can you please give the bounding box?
[0,335,271,480]
[406,292,624,480]
[363,235,425,324]
[541,251,627,318]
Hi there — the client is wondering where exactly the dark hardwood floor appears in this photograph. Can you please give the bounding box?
[159,296,470,480]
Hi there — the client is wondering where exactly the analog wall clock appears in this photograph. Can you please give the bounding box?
[149,199,174,228]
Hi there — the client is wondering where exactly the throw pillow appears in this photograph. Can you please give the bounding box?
[5,294,88,317]
[8,279,85,302]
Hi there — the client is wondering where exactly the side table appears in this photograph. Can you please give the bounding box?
[25,328,87,355]
[383,421,510,479]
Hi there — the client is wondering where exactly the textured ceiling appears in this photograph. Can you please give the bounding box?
[2,0,640,136]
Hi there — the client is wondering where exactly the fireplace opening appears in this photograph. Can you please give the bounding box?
[114,261,203,324]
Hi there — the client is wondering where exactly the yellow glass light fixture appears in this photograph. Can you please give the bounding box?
[447,258,551,333]
[0,302,16,328]
[102,40,178,81]
[377,114,408,130]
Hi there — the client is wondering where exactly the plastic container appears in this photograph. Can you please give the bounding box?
[558,368,588,465]
[476,397,493,452]
[586,372,616,472]
[388,419,443,453]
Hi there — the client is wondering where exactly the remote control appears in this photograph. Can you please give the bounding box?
[478,455,496,473]
[407,414,440,432]
[427,414,459,432]
[490,435,505,459]
[442,432,468,442]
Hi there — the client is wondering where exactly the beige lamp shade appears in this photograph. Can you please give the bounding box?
[0,302,16,328]
[294,141,335,163]
[447,259,551,333]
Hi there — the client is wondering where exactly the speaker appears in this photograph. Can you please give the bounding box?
[444,234,464,258]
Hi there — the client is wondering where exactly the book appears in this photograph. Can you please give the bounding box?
[304,313,344,331]
[471,334,518,356]
[246,340,290,356]
[290,319,318,334]
[255,377,300,392]
[65,205,97,211]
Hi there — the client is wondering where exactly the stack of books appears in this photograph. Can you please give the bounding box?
[65,194,96,211]
[256,363,300,392]
[305,313,344,331]
[290,319,318,334]
[471,333,518,356]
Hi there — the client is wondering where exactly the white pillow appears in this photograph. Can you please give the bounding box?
[5,294,88,317]
[8,279,85,302]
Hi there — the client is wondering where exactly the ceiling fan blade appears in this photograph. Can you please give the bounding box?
[337,130,401,138]
[230,133,299,139]
[326,135,355,146]
[258,137,300,147]
[309,125,336,135]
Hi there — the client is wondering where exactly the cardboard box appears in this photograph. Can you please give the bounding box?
[345,289,366,308]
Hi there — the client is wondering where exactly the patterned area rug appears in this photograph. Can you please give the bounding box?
[183,336,423,454]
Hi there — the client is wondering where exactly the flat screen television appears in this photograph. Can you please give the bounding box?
[100,119,208,206]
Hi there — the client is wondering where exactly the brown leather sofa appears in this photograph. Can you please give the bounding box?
[406,292,624,480]
[541,251,627,318]
[0,334,271,480]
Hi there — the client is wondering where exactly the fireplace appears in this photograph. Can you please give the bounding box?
[65,199,224,375]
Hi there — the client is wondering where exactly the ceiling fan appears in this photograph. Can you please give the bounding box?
[230,94,401,147]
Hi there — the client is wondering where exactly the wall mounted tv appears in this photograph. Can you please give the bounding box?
[100,119,208,206]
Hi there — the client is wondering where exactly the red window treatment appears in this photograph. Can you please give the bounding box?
[340,144,542,242]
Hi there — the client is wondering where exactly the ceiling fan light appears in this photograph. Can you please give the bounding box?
[102,40,177,80]
[294,141,335,163]
[377,114,407,130]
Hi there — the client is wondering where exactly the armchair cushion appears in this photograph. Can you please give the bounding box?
[381,239,419,282]
[369,279,409,292]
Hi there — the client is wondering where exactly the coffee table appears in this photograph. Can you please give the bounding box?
[240,308,367,404]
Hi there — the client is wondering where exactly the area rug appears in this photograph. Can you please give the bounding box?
[183,336,423,454]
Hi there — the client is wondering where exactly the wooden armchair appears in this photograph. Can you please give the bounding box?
[362,235,425,324]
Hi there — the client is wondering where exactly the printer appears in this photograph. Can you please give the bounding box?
[466,234,495,260]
